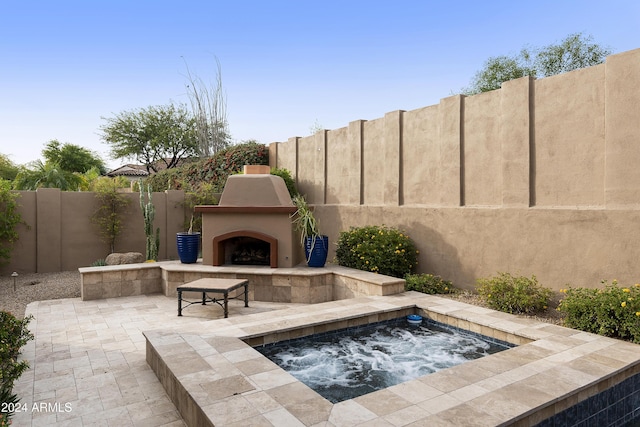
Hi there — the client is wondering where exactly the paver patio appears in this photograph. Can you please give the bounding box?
[12,294,297,426]
[10,289,640,426]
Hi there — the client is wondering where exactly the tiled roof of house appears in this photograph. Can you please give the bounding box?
[107,158,198,177]
[106,165,149,177]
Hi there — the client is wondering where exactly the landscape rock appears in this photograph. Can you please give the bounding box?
[105,252,145,265]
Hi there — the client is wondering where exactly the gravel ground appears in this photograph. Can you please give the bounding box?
[0,271,565,325]
[445,289,565,326]
[0,271,81,318]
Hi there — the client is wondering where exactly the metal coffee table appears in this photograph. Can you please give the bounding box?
[177,278,249,318]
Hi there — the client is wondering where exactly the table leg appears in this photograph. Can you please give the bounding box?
[178,290,183,316]
[224,292,228,318]
[202,292,206,305]
[244,283,249,307]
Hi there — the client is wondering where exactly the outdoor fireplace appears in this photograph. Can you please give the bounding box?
[195,166,299,268]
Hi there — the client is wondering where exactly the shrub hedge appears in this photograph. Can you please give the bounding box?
[405,273,454,294]
[558,280,640,343]
[476,272,553,314]
[146,141,269,192]
[335,225,418,278]
[0,311,33,424]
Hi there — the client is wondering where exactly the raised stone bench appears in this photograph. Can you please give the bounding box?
[78,261,406,303]
[327,264,407,298]
[79,262,162,300]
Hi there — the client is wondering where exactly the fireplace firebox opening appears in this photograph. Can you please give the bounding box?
[213,230,278,268]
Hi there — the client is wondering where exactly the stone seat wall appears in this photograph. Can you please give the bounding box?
[78,261,406,303]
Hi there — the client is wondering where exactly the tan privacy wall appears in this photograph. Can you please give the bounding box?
[1,189,186,274]
[270,48,640,290]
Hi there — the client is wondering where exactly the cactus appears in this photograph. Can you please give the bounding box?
[139,183,160,261]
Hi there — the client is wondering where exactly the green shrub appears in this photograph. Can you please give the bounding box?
[91,259,107,267]
[91,177,131,254]
[558,280,640,343]
[181,141,269,191]
[0,385,19,426]
[183,182,219,232]
[335,225,418,278]
[144,166,184,192]
[0,311,34,424]
[476,272,553,314]
[405,273,454,294]
[0,179,26,266]
[270,167,298,198]
[145,141,269,192]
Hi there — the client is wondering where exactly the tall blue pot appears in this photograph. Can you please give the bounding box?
[304,235,328,267]
[176,232,201,264]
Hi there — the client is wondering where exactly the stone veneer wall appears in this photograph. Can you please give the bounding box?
[78,263,406,303]
[80,263,162,300]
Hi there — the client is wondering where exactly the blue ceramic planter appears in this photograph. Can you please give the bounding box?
[304,235,328,267]
[176,232,200,264]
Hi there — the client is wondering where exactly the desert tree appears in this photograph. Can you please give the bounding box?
[91,176,131,254]
[534,32,612,77]
[12,140,106,190]
[182,57,231,157]
[0,179,26,265]
[462,52,536,95]
[42,140,107,174]
[100,104,198,173]
[0,154,19,181]
[462,32,611,95]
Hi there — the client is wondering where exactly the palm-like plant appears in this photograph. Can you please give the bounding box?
[291,195,320,245]
[291,194,329,266]
[12,160,81,190]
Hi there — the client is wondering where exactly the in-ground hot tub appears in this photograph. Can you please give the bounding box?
[145,292,640,426]
[255,316,513,403]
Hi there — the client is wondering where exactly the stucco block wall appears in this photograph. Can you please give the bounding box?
[275,137,298,178]
[403,105,442,206]
[464,90,503,206]
[271,48,640,290]
[2,189,187,274]
[11,191,37,273]
[314,205,640,290]
[325,125,351,205]
[362,117,387,205]
[534,65,606,206]
[604,49,640,206]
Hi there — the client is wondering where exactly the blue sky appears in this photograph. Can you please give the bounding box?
[1,1,639,170]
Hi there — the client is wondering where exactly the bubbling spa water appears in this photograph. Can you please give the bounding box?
[256,318,512,403]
